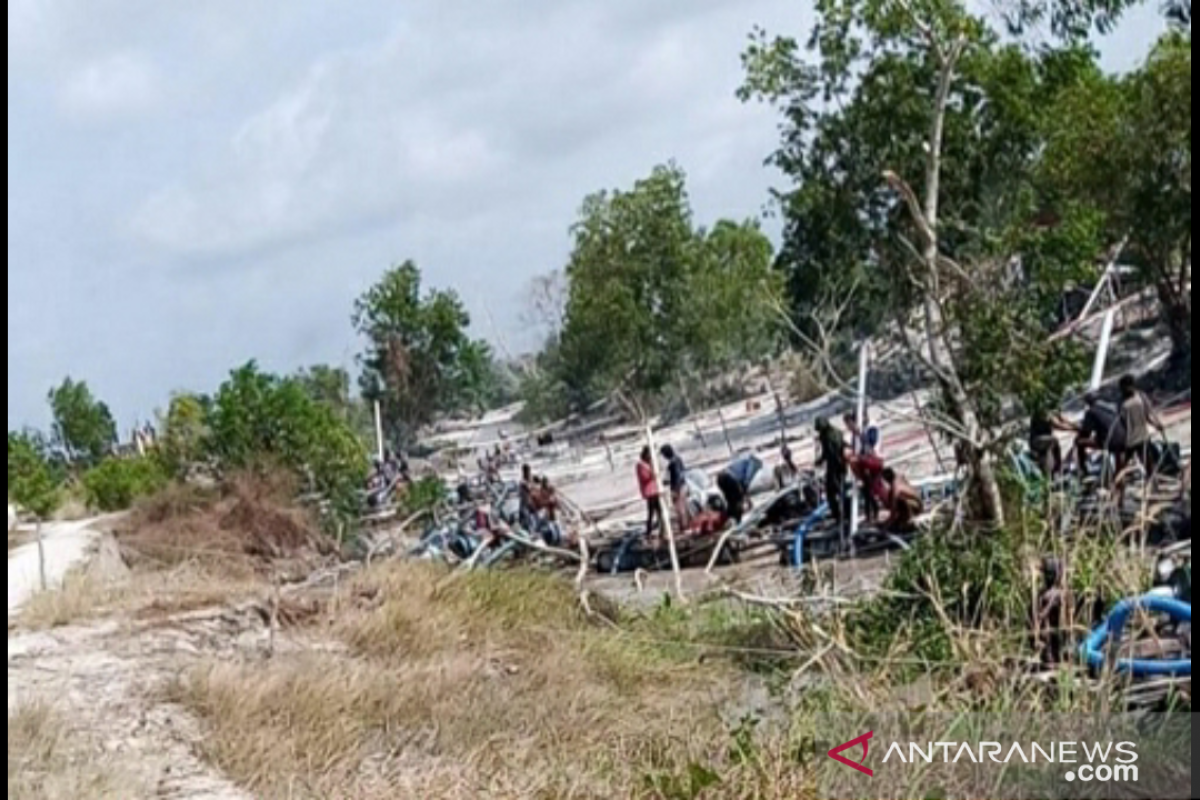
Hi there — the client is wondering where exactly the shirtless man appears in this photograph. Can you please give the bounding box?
[881,468,924,533]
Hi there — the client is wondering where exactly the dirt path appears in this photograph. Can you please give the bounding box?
[8,519,104,614]
[8,605,271,798]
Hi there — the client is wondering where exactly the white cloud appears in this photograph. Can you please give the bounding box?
[59,52,159,118]
[8,0,1168,431]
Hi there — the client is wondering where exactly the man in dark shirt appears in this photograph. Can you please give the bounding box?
[518,464,537,530]
[716,453,763,525]
[1028,408,1065,478]
[659,444,689,527]
[1075,392,1125,480]
[815,417,848,523]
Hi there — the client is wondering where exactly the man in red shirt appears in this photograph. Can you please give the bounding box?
[636,446,662,538]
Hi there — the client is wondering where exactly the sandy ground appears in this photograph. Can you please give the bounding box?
[8,519,103,614]
[520,391,1190,531]
[8,605,270,798]
[6,368,1189,797]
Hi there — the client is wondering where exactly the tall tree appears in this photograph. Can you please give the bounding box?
[354,262,492,443]
[156,393,209,478]
[555,164,783,408]
[47,377,117,466]
[1040,32,1192,370]
[741,1,1109,524]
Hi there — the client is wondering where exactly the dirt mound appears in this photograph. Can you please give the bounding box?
[218,480,333,561]
[118,471,334,576]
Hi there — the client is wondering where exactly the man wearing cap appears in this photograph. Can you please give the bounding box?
[815,417,849,524]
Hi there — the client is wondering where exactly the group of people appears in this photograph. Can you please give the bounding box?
[366,450,411,508]
[479,444,516,484]
[634,408,923,541]
[636,444,696,538]
[1029,374,1172,490]
[518,463,560,533]
[814,413,922,534]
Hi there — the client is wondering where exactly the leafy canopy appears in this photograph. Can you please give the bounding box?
[739,1,1103,425]
[354,262,494,442]
[8,430,61,519]
[207,362,369,525]
[47,377,117,466]
[553,164,784,409]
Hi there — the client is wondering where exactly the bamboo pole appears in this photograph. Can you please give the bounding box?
[645,424,686,603]
[716,408,735,456]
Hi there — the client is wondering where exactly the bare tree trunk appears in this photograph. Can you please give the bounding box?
[900,34,1006,528]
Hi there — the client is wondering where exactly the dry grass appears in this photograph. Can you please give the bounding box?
[171,562,813,799]
[18,473,333,631]
[8,701,139,799]
[118,474,333,579]
[19,561,266,630]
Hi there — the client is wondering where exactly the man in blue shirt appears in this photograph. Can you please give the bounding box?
[716,453,763,525]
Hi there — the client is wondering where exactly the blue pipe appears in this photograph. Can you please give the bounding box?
[790,502,829,569]
[1080,595,1191,677]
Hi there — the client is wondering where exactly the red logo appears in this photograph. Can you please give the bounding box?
[828,731,874,777]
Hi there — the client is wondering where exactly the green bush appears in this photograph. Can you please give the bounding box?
[8,431,62,520]
[847,525,1030,667]
[206,362,369,530]
[82,456,169,512]
[402,476,448,516]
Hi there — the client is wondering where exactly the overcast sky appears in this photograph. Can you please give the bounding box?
[7,1,1169,431]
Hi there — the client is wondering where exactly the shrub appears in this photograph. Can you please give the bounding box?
[205,362,369,531]
[401,476,447,516]
[82,457,169,512]
[8,431,62,519]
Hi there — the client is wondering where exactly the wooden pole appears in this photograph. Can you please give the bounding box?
[36,520,47,592]
[373,400,385,462]
[716,408,735,457]
[1091,308,1118,391]
[849,343,869,550]
[678,373,708,447]
[645,424,686,603]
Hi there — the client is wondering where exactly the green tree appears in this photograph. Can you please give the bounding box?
[157,393,210,478]
[741,1,1109,524]
[7,430,61,519]
[82,456,168,512]
[207,362,369,525]
[294,365,353,414]
[47,377,117,466]
[353,262,492,443]
[1040,32,1191,369]
[555,164,783,408]
[1001,0,1187,40]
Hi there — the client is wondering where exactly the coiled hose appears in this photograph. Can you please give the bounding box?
[1080,594,1191,677]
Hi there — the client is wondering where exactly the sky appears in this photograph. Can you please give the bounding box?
[7,0,1170,432]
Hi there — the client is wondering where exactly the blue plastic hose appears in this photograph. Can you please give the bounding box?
[1080,594,1191,677]
[790,502,829,569]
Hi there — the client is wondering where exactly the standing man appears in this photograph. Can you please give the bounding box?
[660,444,690,528]
[1028,407,1066,479]
[518,464,537,531]
[637,447,662,538]
[1118,374,1165,479]
[815,417,849,524]
[1075,391,1125,483]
